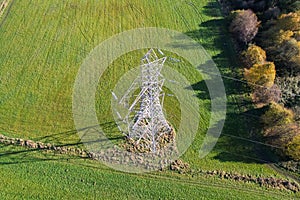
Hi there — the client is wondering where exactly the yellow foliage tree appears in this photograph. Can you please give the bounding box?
[242,44,266,68]
[244,62,276,87]
[286,134,300,161]
[277,12,300,32]
[260,12,300,49]
[261,102,295,128]
[274,30,294,45]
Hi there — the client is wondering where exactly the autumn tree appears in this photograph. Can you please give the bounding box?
[263,123,297,145]
[274,38,300,75]
[286,134,300,160]
[261,102,294,128]
[277,0,299,12]
[258,12,300,75]
[242,44,267,68]
[229,10,260,44]
[244,62,276,87]
[259,12,300,47]
[263,122,299,158]
[252,84,281,105]
[276,12,300,31]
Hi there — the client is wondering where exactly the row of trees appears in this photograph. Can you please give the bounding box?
[227,1,300,160]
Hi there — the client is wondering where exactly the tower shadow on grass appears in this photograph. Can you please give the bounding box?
[34,121,124,145]
[0,121,125,165]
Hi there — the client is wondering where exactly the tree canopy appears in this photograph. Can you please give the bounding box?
[242,44,267,68]
[244,62,276,87]
[229,10,260,44]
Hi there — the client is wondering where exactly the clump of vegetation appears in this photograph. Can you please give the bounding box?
[261,102,300,160]
[286,134,300,161]
[252,84,281,105]
[229,9,260,44]
[121,128,176,153]
[261,102,295,127]
[275,75,300,108]
[259,12,300,75]
[241,44,266,68]
[244,62,276,87]
[226,0,300,162]
[170,159,190,174]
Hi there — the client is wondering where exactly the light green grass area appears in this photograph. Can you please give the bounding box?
[0,0,299,199]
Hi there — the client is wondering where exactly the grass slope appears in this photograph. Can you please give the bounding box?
[0,0,299,199]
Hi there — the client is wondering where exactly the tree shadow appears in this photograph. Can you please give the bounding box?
[183,14,247,97]
[182,2,277,165]
[201,1,224,18]
[187,80,210,100]
[212,105,277,164]
[0,144,81,165]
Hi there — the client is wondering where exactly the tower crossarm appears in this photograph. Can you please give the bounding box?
[119,77,140,107]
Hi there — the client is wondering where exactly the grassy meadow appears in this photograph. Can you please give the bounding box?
[0,0,299,199]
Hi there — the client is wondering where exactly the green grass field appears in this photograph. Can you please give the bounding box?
[0,145,297,200]
[0,0,299,199]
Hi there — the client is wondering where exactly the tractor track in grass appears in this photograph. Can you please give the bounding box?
[185,1,205,23]
[0,0,9,17]
[0,0,14,27]
[72,160,294,199]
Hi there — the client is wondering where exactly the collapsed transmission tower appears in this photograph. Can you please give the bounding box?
[118,49,172,152]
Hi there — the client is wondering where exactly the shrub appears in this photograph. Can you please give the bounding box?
[263,123,298,148]
[276,12,300,32]
[275,75,300,108]
[263,123,300,160]
[229,10,260,44]
[258,13,300,75]
[244,62,276,87]
[252,84,281,105]
[261,102,294,128]
[286,134,300,161]
[241,44,266,68]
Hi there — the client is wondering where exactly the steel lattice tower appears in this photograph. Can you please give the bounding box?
[118,49,172,152]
